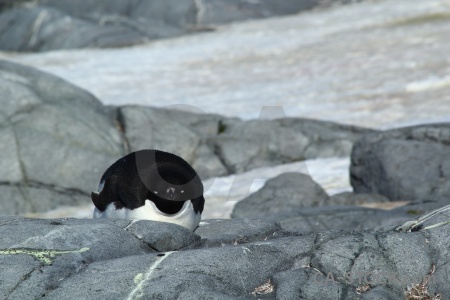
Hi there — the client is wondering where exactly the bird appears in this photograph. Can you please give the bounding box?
[91,149,204,231]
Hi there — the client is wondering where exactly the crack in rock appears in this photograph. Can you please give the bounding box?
[5,266,40,300]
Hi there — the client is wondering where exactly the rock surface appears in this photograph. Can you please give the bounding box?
[0,0,323,52]
[1,214,449,299]
[193,218,286,248]
[0,7,155,52]
[118,105,230,180]
[0,59,124,215]
[0,59,373,215]
[232,173,329,219]
[265,200,450,233]
[350,124,450,202]
[329,191,390,206]
[120,105,374,179]
[212,118,374,174]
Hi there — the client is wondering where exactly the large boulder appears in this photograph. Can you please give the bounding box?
[190,0,317,25]
[1,214,449,299]
[0,59,124,214]
[329,191,390,206]
[212,118,376,173]
[231,173,329,219]
[350,124,450,202]
[119,105,229,180]
[0,6,180,52]
[39,0,319,26]
[0,59,374,215]
[265,199,449,233]
[0,217,200,299]
[39,0,196,28]
[119,105,374,180]
[0,0,325,52]
[193,218,286,248]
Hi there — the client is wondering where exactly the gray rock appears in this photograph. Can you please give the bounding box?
[212,119,376,173]
[277,118,376,159]
[267,205,412,233]
[120,104,374,181]
[191,144,229,180]
[120,105,374,180]
[0,59,124,215]
[125,220,201,252]
[44,237,297,299]
[0,59,373,215]
[273,268,358,299]
[119,105,201,162]
[37,0,320,28]
[0,254,41,300]
[0,217,202,299]
[350,124,450,201]
[38,0,197,29]
[0,185,88,216]
[0,7,154,52]
[0,0,330,52]
[231,173,329,219]
[273,199,450,234]
[359,286,401,300]
[409,210,450,298]
[329,191,390,206]
[1,214,450,299]
[119,105,229,180]
[197,0,318,25]
[193,218,285,248]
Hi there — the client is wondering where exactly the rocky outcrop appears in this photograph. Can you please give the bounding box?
[329,191,390,206]
[350,124,450,202]
[265,199,450,233]
[0,214,449,299]
[0,6,159,52]
[120,105,375,179]
[230,168,449,233]
[231,173,329,219]
[118,105,231,180]
[0,59,124,215]
[211,118,375,174]
[0,59,373,215]
[0,0,321,52]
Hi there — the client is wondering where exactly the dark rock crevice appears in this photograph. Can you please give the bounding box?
[5,266,41,300]
[114,107,130,154]
[0,181,90,197]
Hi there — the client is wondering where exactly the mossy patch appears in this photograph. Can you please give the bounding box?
[217,120,227,134]
[134,273,144,285]
[407,209,424,215]
[0,247,89,265]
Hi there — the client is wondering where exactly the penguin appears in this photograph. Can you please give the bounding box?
[91,149,204,231]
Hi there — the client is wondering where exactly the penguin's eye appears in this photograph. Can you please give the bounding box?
[181,190,184,193]
[154,191,158,194]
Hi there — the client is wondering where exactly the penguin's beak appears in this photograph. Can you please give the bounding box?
[166,187,176,200]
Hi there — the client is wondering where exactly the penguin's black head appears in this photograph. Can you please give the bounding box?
[143,156,204,214]
[145,159,203,201]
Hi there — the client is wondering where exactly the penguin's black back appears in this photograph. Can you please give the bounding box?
[92,149,204,214]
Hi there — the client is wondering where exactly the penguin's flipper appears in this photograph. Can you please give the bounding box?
[91,191,100,207]
[91,175,119,212]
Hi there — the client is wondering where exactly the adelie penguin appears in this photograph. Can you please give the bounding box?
[91,149,205,231]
